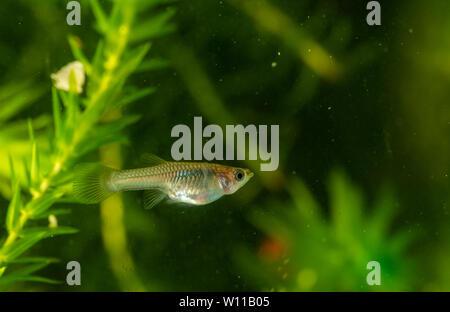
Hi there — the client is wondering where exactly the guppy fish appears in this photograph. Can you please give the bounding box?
[73,154,253,209]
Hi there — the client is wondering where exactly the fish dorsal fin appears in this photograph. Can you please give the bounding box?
[143,189,166,209]
[141,153,167,167]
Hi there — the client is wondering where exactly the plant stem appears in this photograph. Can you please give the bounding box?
[99,110,146,291]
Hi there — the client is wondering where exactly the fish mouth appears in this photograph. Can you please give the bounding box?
[247,170,254,178]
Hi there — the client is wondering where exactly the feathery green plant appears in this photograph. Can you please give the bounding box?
[237,170,414,291]
[0,0,174,289]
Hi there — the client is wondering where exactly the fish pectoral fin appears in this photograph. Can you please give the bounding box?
[143,189,166,209]
[140,153,167,167]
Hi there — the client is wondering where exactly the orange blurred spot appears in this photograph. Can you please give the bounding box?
[258,236,287,261]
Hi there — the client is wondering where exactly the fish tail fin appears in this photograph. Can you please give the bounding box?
[72,163,116,204]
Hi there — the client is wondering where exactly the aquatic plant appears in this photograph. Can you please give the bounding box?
[0,0,173,289]
[236,171,414,291]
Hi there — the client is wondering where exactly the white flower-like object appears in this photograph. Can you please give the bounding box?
[51,61,85,93]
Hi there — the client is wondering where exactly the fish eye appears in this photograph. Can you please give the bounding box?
[234,169,245,182]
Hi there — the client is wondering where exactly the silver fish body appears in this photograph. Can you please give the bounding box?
[73,156,253,208]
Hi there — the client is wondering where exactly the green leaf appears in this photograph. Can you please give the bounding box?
[0,115,51,140]
[90,0,109,34]
[20,226,78,237]
[2,232,47,263]
[136,58,170,73]
[22,157,31,188]
[59,90,79,130]
[68,35,92,75]
[0,82,45,125]
[330,170,364,241]
[75,114,140,156]
[8,155,16,189]
[366,186,397,240]
[87,41,105,97]
[9,259,57,276]
[5,182,22,234]
[52,88,62,140]
[27,118,35,142]
[31,208,71,220]
[2,226,77,264]
[288,177,323,223]
[8,257,58,264]
[0,80,32,103]
[0,274,59,290]
[130,9,176,43]
[108,1,128,29]
[24,192,62,217]
[116,87,156,108]
[115,44,152,79]
[30,141,39,186]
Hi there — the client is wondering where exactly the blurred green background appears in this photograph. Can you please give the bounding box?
[0,0,449,291]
